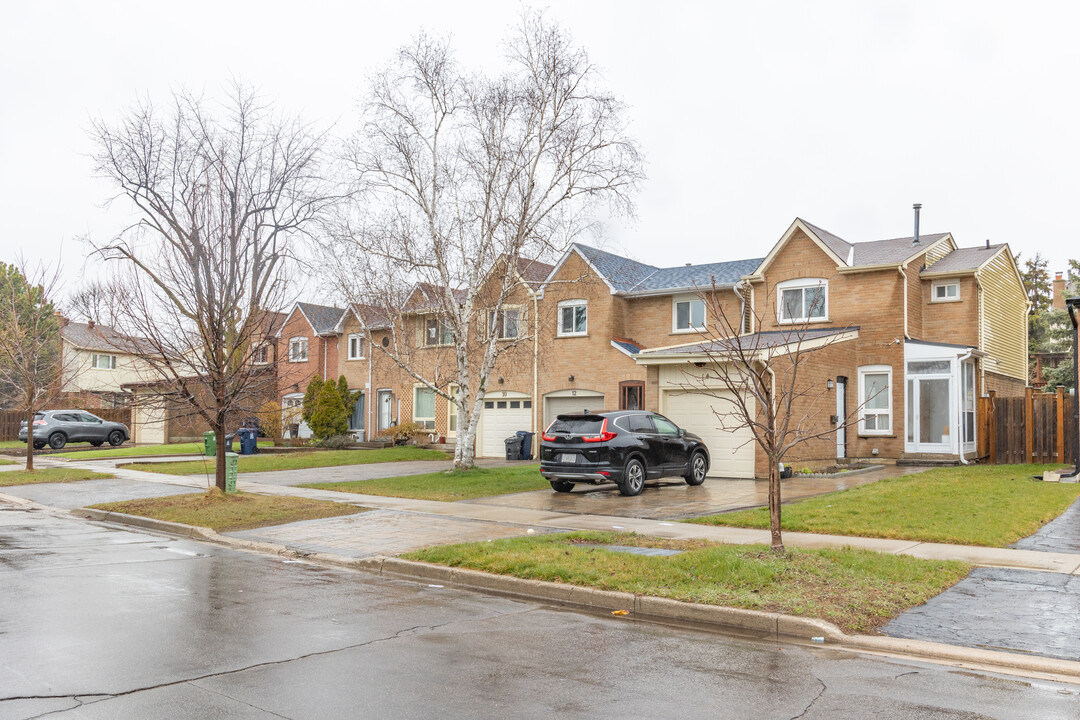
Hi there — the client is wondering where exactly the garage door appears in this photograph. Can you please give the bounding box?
[544,393,605,426]
[478,397,532,457]
[134,402,167,445]
[662,390,755,478]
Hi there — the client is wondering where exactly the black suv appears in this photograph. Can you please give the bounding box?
[539,411,710,496]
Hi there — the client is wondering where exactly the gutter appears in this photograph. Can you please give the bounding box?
[956,349,973,465]
[622,283,735,299]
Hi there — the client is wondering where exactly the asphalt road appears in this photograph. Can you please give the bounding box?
[2,506,1079,720]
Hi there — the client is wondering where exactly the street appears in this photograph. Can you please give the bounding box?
[2,506,1078,719]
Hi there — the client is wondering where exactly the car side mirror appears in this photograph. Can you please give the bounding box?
[677,428,686,437]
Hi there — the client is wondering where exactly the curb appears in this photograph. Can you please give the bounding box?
[59,505,1080,684]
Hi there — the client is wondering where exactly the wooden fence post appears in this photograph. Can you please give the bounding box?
[988,390,997,465]
[1056,386,1065,463]
[1025,386,1035,465]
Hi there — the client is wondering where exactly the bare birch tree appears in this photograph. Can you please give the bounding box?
[91,85,337,490]
[325,10,643,469]
[677,283,871,553]
[0,260,64,471]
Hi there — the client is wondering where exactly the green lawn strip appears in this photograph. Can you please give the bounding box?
[123,446,450,476]
[57,442,204,460]
[0,441,27,449]
[405,531,971,634]
[90,490,367,532]
[688,464,1080,547]
[299,464,549,501]
[0,468,115,486]
[0,458,14,466]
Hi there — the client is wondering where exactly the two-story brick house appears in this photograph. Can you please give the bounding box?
[275,302,345,438]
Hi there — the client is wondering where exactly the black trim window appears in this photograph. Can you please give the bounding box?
[620,381,644,411]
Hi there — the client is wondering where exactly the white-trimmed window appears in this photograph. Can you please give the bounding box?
[414,386,436,429]
[932,281,960,302]
[858,365,892,435]
[558,300,587,336]
[673,295,705,332]
[487,307,521,339]
[777,279,828,323]
[252,345,269,364]
[348,333,367,360]
[91,353,117,370]
[423,317,453,347]
[289,337,308,362]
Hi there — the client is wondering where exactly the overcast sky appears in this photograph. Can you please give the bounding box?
[2,0,1077,300]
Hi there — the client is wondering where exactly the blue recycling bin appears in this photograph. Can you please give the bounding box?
[238,428,258,455]
[516,431,535,461]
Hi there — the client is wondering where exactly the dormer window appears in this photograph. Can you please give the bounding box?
[932,281,960,302]
[777,279,828,324]
[673,296,705,332]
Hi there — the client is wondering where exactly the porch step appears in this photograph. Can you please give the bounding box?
[897,453,962,466]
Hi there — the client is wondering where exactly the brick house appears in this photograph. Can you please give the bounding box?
[275,302,345,438]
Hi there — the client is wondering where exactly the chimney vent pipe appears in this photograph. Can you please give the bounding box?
[912,203,922,245]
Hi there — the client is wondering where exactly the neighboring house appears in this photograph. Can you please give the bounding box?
[634,216,1028,476]
[59,317,159,409]
[276,302,346,439]
[334,303,393,441]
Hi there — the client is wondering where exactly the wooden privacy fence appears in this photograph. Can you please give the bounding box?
[977,388,1078,465]
[0,408,132,441]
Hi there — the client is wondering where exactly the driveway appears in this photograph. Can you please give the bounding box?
[237,457,527,486]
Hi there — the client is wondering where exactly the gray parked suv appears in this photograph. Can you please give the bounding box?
[18,410,130,450]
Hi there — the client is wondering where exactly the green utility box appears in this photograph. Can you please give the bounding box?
[224,452,238,494]
[204,431,216,457]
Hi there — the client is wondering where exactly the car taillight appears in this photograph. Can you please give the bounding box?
[32,420,46,426]
[541,420,558,443]
[582,419,617,443]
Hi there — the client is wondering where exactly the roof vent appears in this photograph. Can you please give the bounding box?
[912,203,922,246]
[685,263,691,267]
[986,239,990,249]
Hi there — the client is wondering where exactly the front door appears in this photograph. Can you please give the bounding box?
[377,390,392,432]
[835,377,846,459]
[907,374,952,453]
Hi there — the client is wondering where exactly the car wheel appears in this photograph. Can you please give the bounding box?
[618,458,645,496]
[33,442,45,450]
[684,451,707,486]
[90,441,104,447]
[48,433,67,450]
[108,431,124,447]
[550,480,575,493]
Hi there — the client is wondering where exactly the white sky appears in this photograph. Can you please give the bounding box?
[2,0,1078,299]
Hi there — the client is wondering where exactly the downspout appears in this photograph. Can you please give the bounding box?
[322,336,328,379]
[732,281,745,335]
[532,292,539,434]
[367,341,373,441]
[956,349,972,464]
[975,271,986,391]
[897,266,909,339]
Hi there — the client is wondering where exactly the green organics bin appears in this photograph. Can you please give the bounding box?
[224,452,238,494]
[204,431,216,457]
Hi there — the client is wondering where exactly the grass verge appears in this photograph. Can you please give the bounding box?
[124,446,450,476]
[300,464,549,501]
[0,468,114,486]
[405,531,971,634]
[91,490,366,532]
[58,442,204,460]
[688,464,1080,547]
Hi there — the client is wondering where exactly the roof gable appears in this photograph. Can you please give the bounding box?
[277,302,345,337]
[921,244,1007,275]
[750,218,850,277]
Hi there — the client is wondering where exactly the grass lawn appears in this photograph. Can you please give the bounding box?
[0,441,27,449]
[123,446,450,476]
[58,442,204,460]
[405,531,971,634]
[0,458,14,466]
[688,464,1080,547]
[0,467,115,486]
[91,490,366,532]
[300,464,549,501]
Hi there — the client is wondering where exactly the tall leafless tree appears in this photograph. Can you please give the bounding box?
[65,276,130,328]
[91,85,338,490]
[677,283,874,553]
[0,260,65,470]
[325,10,643,469]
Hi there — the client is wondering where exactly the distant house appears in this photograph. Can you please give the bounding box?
[275,302,346,438]
[59,317,159,408]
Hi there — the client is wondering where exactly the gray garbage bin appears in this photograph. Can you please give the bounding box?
[516,431,535,460]
[504,435,523,461]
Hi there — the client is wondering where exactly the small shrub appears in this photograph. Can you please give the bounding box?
[379,421,424,445]
[319,434,356,449]
[302,375,323,425]
[309,382,348,440]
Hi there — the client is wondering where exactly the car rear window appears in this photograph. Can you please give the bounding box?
[549,416,605,435]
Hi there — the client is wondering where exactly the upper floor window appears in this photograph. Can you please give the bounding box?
[423,317,453,346]
[289,337,308,362]
[558,300,587,336]
[348,333,367,360]
[858,365,892,435]
[91,353,117,370]
[487,307,521,340]
[252,345,269,364]
[777,279,828,324]
[673,296,705,332]
[932,281,960,302]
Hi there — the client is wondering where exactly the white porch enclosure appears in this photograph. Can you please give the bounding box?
[903,340,978,457]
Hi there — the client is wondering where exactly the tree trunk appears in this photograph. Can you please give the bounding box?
[768,458,784,553]
[215,416,227,492]
[24,408,34,472]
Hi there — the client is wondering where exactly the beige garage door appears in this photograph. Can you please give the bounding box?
[662,389,755,478]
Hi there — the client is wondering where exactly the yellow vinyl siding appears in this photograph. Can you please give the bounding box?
[923,238,955,268]
[978,250,1028,381]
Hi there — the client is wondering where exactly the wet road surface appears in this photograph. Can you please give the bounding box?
[2,506,1079,719]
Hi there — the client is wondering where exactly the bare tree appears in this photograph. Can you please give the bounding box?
[65,276,130,328]
[326,10,643,469]
[91,85,337,491]
[677,283,872,553]
[0,260,64,470]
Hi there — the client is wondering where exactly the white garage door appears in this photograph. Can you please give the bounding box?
[134,402,167,445]
[544,393,605,426]
[662,390,755,478]
[478,397,533,457]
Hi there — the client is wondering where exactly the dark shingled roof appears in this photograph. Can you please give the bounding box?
[572,244,763,294]
[638,326,859,356]
[922,244,1006,274]
[296,303,345,335]
[517,258,555,289]
[61,321,156,355]
[851,233,951,266]
[800,219,853,260]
